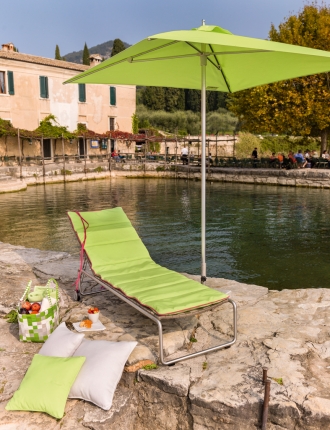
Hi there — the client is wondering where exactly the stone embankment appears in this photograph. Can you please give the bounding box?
[1,162,330,193]
[0,242,329,429]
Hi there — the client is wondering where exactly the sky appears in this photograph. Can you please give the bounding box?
[0,0,321,58]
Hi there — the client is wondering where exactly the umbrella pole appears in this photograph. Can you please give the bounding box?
[201,52,207,283]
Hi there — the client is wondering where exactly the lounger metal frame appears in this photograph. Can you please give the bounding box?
[75,255,237,366]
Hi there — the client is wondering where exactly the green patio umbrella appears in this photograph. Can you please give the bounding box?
[65,21,330,282]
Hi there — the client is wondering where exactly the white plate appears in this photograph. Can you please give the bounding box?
[73,320,106,332]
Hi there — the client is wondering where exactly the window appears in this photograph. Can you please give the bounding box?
[109,117,115,131]
[0,72,6,94]
[7,71,14,95]
[110,86,116,106]
[78,83,86,102]
[39,76,49,98]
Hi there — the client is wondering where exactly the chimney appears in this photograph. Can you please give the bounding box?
[2,43,14,52]
[89,54,102,67]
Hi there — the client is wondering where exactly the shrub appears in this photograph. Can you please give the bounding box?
[61,169,72,175]
[136,105,238,135]
[235,132,261,158]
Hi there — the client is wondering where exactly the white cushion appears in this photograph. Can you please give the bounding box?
[68,339,137,410]
[39,322,85,357]
[40,296,57,312]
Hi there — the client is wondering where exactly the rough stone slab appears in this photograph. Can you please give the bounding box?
[1,242,330,429]
[138,365,191,397]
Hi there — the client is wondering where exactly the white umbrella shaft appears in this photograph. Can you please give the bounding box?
[201,54,207,282]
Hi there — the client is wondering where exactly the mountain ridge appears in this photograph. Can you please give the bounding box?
[63,39,130,64]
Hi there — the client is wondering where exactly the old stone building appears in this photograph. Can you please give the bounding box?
[0,42,136,159]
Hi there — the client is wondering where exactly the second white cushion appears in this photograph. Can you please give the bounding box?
[69,339,137,410]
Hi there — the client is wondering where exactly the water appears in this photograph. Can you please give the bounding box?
[0,177,329,290]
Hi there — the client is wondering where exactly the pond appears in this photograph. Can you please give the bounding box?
[0,177,329,290]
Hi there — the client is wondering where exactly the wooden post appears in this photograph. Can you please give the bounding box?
[108,134,111,177]
[208,139,210,176]
[41,135,45,183]
[17,129,22,180]
[175,134,178,174]
[62,134,66,181]
[233,130,236,156]
[216,133,218,165]
[84,134,87,175]
[144,131,147,174]
[197,135,200,160]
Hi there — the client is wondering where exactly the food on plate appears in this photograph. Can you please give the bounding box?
[31,303,41,312]
[80,319,92,329]
[30,310,39,314]
[21,301,32,311]
[87,306,99,314]
[19,308,30,314]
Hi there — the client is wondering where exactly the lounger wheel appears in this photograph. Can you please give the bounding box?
[73,290,81,302]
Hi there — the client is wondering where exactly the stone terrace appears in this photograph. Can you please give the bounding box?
[0,242,329,429]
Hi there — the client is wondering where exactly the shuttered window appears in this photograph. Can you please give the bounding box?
[7,71,14,95]
[78,83,86,102]
[0,72,5,94]
[39,76,49,98]
[109,117,115,131]
[110,86,116,106]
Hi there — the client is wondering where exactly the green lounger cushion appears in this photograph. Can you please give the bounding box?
[68,208,228,316]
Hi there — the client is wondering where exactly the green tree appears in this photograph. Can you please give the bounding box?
[185,89,200,112]
[82,43,90,65]
[164,88,185,112]
[111,38,126,57]
[228,3,330,153]
[55,45,61,60]
[142,87,165,110]
[131,112,139,134]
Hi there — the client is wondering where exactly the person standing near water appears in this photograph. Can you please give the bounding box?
[181,147,188,165]
[251,147,258,167]
[251,148,258,159]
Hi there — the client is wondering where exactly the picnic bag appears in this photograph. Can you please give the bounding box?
[18,278,60,342]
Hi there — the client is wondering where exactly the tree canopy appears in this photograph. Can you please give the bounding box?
[111,39,126,57]
[55,45,65,61]
[228,3,330,152]
[140,87,227,113]
[82,43,90,65]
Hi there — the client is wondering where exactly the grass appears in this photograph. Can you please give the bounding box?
[273,377,284,385]
[142,363,158,370]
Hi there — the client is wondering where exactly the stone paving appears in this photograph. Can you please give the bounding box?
[0,242,330,429]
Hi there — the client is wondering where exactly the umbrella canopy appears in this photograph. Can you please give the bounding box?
[65,23,330,282]
[65,24,330,92]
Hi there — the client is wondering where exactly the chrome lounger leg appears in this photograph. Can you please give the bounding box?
[157,298,237,366]
[75,267,238,365]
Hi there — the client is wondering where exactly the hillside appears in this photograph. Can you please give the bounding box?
[63,40,130,64]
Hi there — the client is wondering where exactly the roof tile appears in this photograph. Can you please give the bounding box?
[0,51,88,72]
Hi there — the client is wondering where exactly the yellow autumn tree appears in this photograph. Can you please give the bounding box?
[228,3,330,153]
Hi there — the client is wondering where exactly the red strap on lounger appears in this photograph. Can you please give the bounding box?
[74,211,89,292]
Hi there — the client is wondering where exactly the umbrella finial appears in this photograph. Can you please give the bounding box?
[202,19,205,26]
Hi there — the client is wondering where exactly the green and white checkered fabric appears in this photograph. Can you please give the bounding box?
[18,279,60,343]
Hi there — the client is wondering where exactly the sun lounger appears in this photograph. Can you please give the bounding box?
[67,208,237,365]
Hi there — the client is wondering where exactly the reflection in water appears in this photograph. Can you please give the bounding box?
[0,178,329,290]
